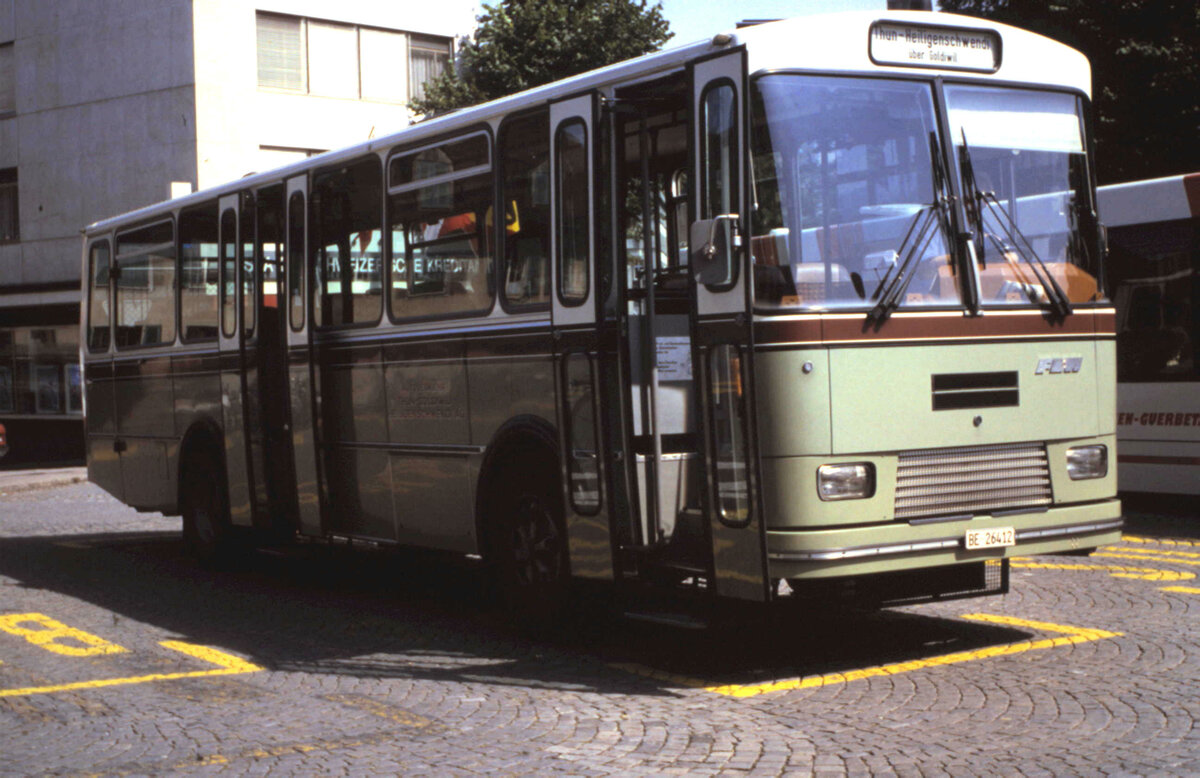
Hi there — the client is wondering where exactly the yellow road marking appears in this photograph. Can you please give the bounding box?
[616,613,1120,699]
[323,694,437,729]
[0,613,128,657]
[1122,535,1200,548]
[1011,559,1195,581]
[1161,586,1200,595]
[0,641,262,698]
[1104,545,1200,559]
[1093,551,1200,566]
[178,731,400,771]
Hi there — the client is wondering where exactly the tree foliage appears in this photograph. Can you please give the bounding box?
[938,0,1199,184]
[411,0,673,117]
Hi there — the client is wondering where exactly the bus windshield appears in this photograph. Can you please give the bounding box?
[750,75,955,312]
[945,84,1104,307]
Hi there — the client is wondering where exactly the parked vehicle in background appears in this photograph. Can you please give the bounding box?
[1099,173,1200,496]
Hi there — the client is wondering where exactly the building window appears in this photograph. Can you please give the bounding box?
[0,43,13,116]
[360,28,407,103]
[255,13,450,106]
[410,37,450,103]
[307,20,358,99]
[256,14,305,91]
[0,168,17,243]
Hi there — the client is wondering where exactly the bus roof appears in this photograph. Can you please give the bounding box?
[1098,172,1200,227]
[84,10,1092,236]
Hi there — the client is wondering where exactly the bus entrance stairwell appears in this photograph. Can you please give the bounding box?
[611,76,711,585]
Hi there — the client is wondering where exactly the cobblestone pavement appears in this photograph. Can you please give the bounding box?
[1,483,1196,776]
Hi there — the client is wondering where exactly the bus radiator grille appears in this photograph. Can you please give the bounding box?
[894,442,1052,521]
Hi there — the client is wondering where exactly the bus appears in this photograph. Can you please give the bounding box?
[1100,173,1200,496]
[81,8,1121,621]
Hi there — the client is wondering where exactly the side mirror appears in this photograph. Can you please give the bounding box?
[689,214,739,287]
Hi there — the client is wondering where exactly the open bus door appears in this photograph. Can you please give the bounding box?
[216,193,257,530]
[283,176,324,537]
[550,91,614,581]
[689,50,770,602]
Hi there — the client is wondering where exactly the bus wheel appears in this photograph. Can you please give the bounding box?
[181,453,236,566]
[492,465,569,624]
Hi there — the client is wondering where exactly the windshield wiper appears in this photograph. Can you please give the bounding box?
[958,132,1073,318]
[868,133,953,325]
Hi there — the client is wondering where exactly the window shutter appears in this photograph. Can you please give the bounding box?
[256,14,303,91]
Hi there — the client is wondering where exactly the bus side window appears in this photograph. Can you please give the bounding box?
[241,192,257,338]
[87,241,112,352]
[288,191,305,331]
[500,110,550,309]
[387,133,494,321]
[115,220,176,348]
[220,208,237,339]
[555,119,589,306]
[312,157,383,328]
[700,82,739,290]
[178,201,219,342]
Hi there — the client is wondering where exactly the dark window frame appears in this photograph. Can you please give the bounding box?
[385,126,497,325]
[555,118,591,308]
[113,218,177,351]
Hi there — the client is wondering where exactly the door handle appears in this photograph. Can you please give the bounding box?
[113,439,127,454]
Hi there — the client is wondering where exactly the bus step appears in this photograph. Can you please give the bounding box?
[622,610,709,630]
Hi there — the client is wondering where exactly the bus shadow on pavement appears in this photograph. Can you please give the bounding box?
[0,530,1040,698]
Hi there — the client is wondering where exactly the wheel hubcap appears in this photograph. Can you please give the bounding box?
[511,495,561,586]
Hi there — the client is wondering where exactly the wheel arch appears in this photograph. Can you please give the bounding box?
[176,416,226,506]
[474,414,562,558]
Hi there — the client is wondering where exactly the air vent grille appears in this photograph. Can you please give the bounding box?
[931,371,1018,411]
[895,442,1052,521]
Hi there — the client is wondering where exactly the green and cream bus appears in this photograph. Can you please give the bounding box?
[81,8,1121,619]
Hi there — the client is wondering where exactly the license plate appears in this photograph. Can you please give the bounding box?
[965,526,1016,550]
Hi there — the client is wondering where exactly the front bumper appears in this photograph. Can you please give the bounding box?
[767,499,1122,580]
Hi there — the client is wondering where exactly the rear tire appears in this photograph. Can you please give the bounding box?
[489,458,570,626]
[181,451,237,566]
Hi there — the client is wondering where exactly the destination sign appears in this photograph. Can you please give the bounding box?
[870,22,1000,72]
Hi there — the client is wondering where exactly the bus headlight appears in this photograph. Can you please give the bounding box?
[1066,445,1107,480]
[817,463,875,501]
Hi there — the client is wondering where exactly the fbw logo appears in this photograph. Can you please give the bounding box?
[1035,357,1083,375]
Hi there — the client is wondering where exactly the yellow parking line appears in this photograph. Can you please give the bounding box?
[0,641,262,698]
[1105,545,1200,559]
[1161,586,1200,595]
[615,613,1120,699]
[1122,536,1200,548]
[1092,551,1200,566]
[1011,559,1195,581]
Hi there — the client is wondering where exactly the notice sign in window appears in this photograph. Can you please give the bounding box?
[870,23,1000,72]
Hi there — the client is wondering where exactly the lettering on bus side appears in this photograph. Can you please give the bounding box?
[1117,411,1200,427]
[1034,357,1083,375]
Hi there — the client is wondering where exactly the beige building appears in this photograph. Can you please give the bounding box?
[0,0,474,464]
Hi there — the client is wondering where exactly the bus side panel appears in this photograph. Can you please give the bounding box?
[172,353,222,433]
[114,355,176,510]
[321,341,393,541]
[1117,381,1200,495]
[384,337,473,550]
[83,358,123,500]
[390,453,475,553]
[467,329,557,546]
[288,353,322,536]
[467,331,557,444]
